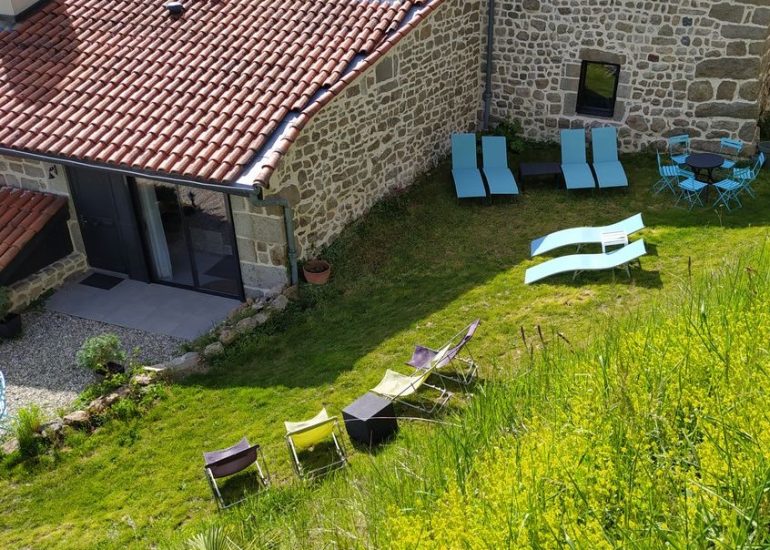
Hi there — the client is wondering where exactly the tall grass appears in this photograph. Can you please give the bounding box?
[181,248,770,548]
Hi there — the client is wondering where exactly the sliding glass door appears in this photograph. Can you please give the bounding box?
[136,181,241,298]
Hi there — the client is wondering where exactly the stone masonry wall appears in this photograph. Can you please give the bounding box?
[0,154,87,308]
[485,0,770,152]
[0,154,85,254]
[239,0,482,270]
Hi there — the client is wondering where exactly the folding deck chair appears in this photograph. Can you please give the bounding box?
[560,129,596,189]
[203,437,270,509]
[733,152,765,198]
[481,136,519,196]
[372,344,453,414]
[406,319,480,386]
[285,408,347,479]
[719,138,743,169]
[524,239,647,284]
[530,213,644,256]
[451,133,487,199]
[654,151,694,195]
[591,127,628,188]
[667,134,690,165]
[675,178,708,210]
[0,371,8,434]
[712,178,743,211]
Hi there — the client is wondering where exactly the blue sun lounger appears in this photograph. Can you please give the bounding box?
[524,239,647,284]
[530,213,644,256]
[560,129,596,189]
[481,136,519,196]
[451,133,487,199]
[591,127,628,188]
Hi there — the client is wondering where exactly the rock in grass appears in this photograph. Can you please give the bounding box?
[131,373,153,386]
[219,329,237,345]
[104,386,131,406]
[1,438,19,454]
[269,294,289,311]
[63,410,90,426]
[235,316,258,334]
[87,397,108,414]
[203,341,224,358]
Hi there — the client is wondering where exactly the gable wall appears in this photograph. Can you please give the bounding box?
[232,0,483,287]
[484,0,770,152]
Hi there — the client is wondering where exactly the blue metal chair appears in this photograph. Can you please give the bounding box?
[675,178,708,210]
[667,134,690,165]
[560,129,596,189]
[719,138,743,169]
[655,151,693,195]
[733,152,765,198]
[451,133,487,199]
[712,179,743,211]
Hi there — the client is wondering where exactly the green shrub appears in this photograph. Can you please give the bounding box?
[14,405,44,458]
[109,398,139,422]
[76,334,126,373]
[0,286,11,319]
[492,119,526,153]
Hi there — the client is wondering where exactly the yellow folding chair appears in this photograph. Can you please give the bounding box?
[284,408,347,479]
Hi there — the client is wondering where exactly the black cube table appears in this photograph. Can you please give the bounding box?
[518,162,563,190]
[342,392,398,446]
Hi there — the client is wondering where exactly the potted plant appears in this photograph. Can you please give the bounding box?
[0,286,22,339]
[76,333,127,376]
[302,258,331,285]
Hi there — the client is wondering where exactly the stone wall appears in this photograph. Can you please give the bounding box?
[0,154,85,254]
[485,0,770,152]
[7,252,87,311]
[253,0,482,262]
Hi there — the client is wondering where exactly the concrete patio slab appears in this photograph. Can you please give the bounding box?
[45,276,241,340]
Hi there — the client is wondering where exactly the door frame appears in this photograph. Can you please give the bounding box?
[67,167,150,281]
[127,178,246,301]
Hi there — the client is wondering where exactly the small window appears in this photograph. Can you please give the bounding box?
[576,61,620,118]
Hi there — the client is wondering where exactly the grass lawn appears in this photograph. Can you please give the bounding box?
[1,145,769,548]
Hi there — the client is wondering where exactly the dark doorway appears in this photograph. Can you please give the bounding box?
[68,167,148,279]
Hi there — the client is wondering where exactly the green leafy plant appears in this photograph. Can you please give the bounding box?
[75,333,126,374]
[185,527,232,550]
[0,286,11,320]
[13,405,44,458]
[493,119,526,153]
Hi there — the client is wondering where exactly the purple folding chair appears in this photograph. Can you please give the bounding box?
[203,437,270,509]
[406,319,480,385]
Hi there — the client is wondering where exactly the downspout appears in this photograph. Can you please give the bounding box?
[248,190,299,287]
[482,0,495,131]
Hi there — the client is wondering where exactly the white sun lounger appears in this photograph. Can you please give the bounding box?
[524,239,647,284]
[530,213,644,257]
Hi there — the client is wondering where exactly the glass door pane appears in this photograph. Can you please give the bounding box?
[137,181,194,287]
[183,189,240,296]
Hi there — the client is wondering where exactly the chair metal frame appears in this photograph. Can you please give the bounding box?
[655,151,693,195]
[0,371,8,434]
[285,414,348,480]
[733,152,765,198]
[203,438,271,510]
[407,320,480,387]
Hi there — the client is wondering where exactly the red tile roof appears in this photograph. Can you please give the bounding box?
[0,185,68,271]
[0,0,438,185]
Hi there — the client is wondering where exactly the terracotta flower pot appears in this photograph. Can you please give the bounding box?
[303,259,331,285]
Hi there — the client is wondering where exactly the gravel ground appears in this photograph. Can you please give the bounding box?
[1,310,183,419]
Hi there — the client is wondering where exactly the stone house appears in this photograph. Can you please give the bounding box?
[0,0,768,307]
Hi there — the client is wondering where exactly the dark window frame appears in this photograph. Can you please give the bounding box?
[575,60,621,118]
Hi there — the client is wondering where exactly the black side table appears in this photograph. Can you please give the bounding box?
[342,392,398,446]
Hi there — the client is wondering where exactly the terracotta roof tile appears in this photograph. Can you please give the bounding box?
[0,186,68,272]
[0,0,435,184]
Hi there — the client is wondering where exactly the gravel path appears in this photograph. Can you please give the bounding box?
[1,310,182,419]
